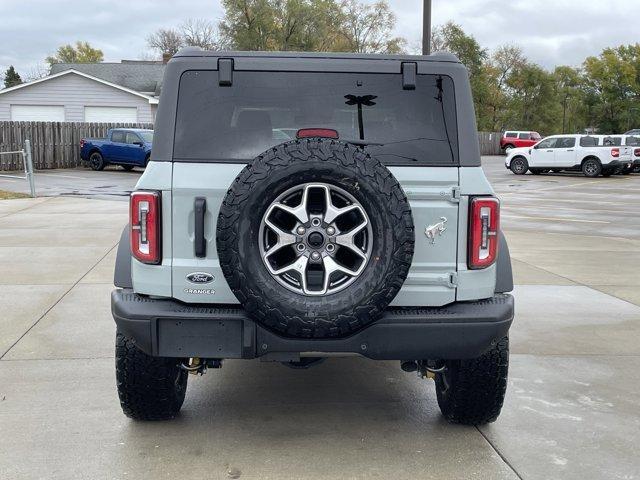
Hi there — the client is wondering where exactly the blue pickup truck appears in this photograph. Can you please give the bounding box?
[80,128,153,171]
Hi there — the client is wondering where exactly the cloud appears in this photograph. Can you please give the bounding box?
[1,0,637,78]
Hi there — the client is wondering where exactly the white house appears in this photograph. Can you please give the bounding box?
[0,61,165,123]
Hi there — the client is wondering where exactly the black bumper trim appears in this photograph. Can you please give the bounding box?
[112,290,514,360]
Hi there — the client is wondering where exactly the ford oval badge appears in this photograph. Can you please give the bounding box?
[186,272,214,284]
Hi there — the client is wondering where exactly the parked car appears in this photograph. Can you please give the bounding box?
[597,135,640,173]
[80,128,153,171]
[624,129,640,136]
[505,134,633,177]
[500,130,541,152]
[111,49,515,425]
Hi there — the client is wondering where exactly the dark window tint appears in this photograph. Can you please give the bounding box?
[537,138,557,149]
[174,71,459,166]
[556,137,576,148]
[505,132,517,138]
[518,133,529,139]
[111,131,126,143]
[625,136,640,146]
[603,136,622,146]
[580,136,597,147]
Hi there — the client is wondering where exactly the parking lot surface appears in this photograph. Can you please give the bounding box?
[0,157,639,479]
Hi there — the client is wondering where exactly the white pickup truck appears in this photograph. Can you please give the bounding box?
[505,134,633,177]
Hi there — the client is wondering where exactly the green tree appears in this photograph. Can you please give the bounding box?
[46,41,104,65]
[431,22,491,129]
[553,66,584,133]
[218,0,404,53]
[3,65,22,88]
[583,44,640,132]
[339,0,405,54]
[505,63,559,134]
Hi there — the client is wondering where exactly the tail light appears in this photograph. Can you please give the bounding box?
[611,148,619,158]
[296,128,339,139]
[634,148,640,157]
[130,191,161,264]
[80,139,85,148]
[468,197,500,269]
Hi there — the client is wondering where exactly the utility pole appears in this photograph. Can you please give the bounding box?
[422,0,432,55]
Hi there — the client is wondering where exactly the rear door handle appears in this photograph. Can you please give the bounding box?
[566,149,574,152]
[546,150,553,152]
[194,198,207,258]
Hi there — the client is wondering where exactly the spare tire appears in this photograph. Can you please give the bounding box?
[216,138,414,339]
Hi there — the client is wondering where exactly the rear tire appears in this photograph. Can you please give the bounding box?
[89,152,106,171]
[435,337,509,425]
[582,158,601,177]
[121,165,135,171]
[510,157,528,175]
[115,333,188,420]
[503,144,515,153]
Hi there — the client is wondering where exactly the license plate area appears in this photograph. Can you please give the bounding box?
[157,318,243,357]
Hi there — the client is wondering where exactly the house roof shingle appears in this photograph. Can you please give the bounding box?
[50,61,165,95]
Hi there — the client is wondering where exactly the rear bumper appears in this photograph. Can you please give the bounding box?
[112,289,514,361]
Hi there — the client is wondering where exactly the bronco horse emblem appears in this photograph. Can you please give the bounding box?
[425,217,447,244]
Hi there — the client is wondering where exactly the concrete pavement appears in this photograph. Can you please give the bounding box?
[1,161,640,479]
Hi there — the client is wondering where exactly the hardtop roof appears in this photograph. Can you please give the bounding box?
[172,47,460,64]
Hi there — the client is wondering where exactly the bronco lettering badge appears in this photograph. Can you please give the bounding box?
[186,272,215,284]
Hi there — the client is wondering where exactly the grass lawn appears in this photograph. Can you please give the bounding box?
[0,190,31,200]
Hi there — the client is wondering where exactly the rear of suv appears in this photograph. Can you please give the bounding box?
[112,49,514,425]
[500,130,541,152]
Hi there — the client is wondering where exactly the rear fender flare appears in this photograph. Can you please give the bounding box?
[495,230,513,293]
[114,225,133,289]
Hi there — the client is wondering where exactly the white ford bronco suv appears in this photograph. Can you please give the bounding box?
[112,49,515,425]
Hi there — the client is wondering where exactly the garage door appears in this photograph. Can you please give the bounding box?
[10,105,65,122]
[84,106,138,123]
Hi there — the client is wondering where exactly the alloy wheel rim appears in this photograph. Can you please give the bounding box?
[258,182,373,296]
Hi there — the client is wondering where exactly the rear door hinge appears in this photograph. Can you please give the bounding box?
[450,186,461,203]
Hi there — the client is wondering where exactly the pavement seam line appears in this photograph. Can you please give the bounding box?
[0,241,119,361]
[0,196,55,219]
[511,255,640,308]
[476,426,525,480]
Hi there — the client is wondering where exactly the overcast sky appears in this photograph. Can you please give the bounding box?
[1,0,637,79]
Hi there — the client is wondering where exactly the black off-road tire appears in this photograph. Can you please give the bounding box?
[121,164,135,171]
[435,336,509,425]
[216,138,414,339]
[582,158,601,177]
[89,151,106,171]
[510,157,528,175]
[115,333,188,420]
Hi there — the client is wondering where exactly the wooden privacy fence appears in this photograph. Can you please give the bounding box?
[478,132,503,156]
[0,121,153,171]
[0,122,504,171]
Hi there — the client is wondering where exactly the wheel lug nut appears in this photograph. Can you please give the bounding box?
[296,226,306,235]
[311,251,320,260]
[296,244,306,252]
[326,244,335,252]
[327,226,335,235]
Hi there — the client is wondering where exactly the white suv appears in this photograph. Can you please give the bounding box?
[505,134,633,177]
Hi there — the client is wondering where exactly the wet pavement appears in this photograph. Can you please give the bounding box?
[0,159,639,479]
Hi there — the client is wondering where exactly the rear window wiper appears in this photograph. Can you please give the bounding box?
[342,138,385,147]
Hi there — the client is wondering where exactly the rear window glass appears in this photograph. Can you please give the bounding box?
[174,71,459,166]
[111,131,125,143]
[602,136,621,146]
[505,132,517,138]
[626,136,640,146]
[580,136,597,147]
